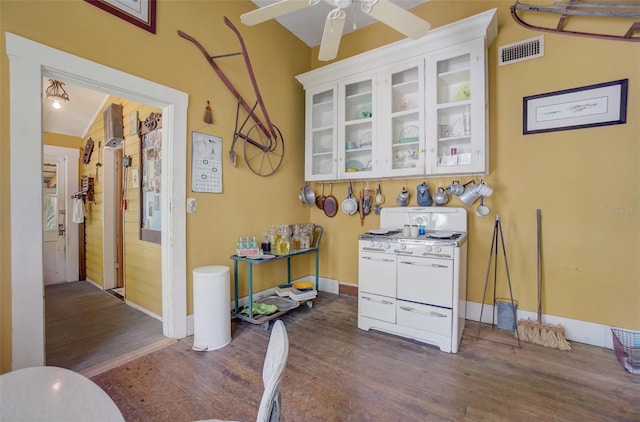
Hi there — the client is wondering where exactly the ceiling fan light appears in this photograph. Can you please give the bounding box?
[360,0,378,13]
[45,79,70,107]
[328,7,346,20]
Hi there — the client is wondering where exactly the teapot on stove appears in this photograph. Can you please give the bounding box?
[416,182,432,206]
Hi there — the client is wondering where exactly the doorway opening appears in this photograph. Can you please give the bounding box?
[7,32,188,370]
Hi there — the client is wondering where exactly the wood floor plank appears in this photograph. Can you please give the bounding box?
[91,293,639,422]
[45,281,167,373]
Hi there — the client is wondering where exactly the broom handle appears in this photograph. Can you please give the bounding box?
[537,209,542,324]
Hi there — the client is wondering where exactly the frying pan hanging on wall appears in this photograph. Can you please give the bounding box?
[323,184,338,217]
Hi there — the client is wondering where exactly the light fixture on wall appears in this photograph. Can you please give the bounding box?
[45,79,70,109]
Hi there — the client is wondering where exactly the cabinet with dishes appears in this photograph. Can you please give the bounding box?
[378,58,425,177]
[304,83,337,181]
[297,9,497,181]
[338,73,377,180]
[425,38,487,175]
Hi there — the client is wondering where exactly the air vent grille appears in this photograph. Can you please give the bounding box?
[498,36,544,66]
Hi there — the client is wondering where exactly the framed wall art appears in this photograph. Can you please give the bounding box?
[85,0,156,34]
[523,79,628,134]
[140,112,162,244]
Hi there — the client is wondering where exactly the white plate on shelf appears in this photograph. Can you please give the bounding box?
[246,254,276,260]
[398,125,419,143]
[453,81,471,101]
[319,159,332,174]
[345,160,364,171]
[359,132,372,147]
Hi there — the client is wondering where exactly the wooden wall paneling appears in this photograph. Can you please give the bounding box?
[79,96,163,316]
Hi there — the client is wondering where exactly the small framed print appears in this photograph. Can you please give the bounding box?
[523,79,628,134]
[85,0,156,34]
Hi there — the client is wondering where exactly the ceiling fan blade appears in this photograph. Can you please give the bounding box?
[318,14,346,61]
[366,0,431,39]
[241,0,312,26]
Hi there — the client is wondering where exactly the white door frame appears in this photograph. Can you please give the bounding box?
[43,145,79,284]
[6,32,188,370]
[103,145,120,291]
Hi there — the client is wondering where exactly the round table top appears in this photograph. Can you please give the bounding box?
[0,366,124,421]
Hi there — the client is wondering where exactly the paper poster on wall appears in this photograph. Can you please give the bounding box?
[191,131,222,193]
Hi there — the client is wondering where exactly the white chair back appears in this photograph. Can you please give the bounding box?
[196,320,289,422]
[256,320,289,422]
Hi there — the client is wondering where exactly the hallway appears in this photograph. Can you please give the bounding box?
[45,281,173,376]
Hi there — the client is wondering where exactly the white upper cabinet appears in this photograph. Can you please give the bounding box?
[338,73,377,180]
[379,58,425,178]
[305,84,337,181]
[297,9,497,182]
[425,38,487,175]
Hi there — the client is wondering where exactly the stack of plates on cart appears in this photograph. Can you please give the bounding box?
[275,283,317,301]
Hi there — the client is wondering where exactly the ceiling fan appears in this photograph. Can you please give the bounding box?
[241,0,431,61]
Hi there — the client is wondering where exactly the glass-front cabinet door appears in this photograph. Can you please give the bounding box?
[338,74,376,180]
[378,58,425,177]
[305,84,337,181]
[425,39,487,175]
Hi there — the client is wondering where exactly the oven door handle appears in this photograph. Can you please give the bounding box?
[399,261,449,269]
[399,306,447,318]
[361,296,394,305]
[361,247,383,252]
[393,250,414,255]
[361,256,395,263]
[422,253,452,259]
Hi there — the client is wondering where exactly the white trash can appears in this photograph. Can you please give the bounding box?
[192,265,231,351]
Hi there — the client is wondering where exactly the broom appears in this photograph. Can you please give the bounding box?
[516,209,571,351]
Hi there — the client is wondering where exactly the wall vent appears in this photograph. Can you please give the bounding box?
[498,36,544,66]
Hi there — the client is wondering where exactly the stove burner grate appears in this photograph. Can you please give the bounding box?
[425,233,462,241]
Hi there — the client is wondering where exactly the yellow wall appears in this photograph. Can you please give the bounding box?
[307,2,639,329]
[43,132,83,150]
[1,1,639,372]
[0,0,311,372]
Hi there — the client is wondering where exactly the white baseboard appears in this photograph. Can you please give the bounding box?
[126,273,621,351]
[86,277,163,322]
[125,300,162,322]
[465,301,616,350]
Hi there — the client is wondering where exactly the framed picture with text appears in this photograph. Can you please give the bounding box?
[85,0,156,34]
[523,79,628,134]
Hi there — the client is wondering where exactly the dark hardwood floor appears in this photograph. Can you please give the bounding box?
[91,293,639,422]
[45,281,170,376]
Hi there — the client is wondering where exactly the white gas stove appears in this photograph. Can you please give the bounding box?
[358,207,468,353]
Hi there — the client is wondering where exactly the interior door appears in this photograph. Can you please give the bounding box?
[43,156,66,285]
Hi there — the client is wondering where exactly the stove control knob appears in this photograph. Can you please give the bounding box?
[434,247,442,253]
[383,243,391,249]
[399,244,407,250]
[425,246,433,252]
[370,241,376,247]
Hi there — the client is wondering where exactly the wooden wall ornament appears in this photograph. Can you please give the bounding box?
[143,111,162,132]
[82,138,94,164]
